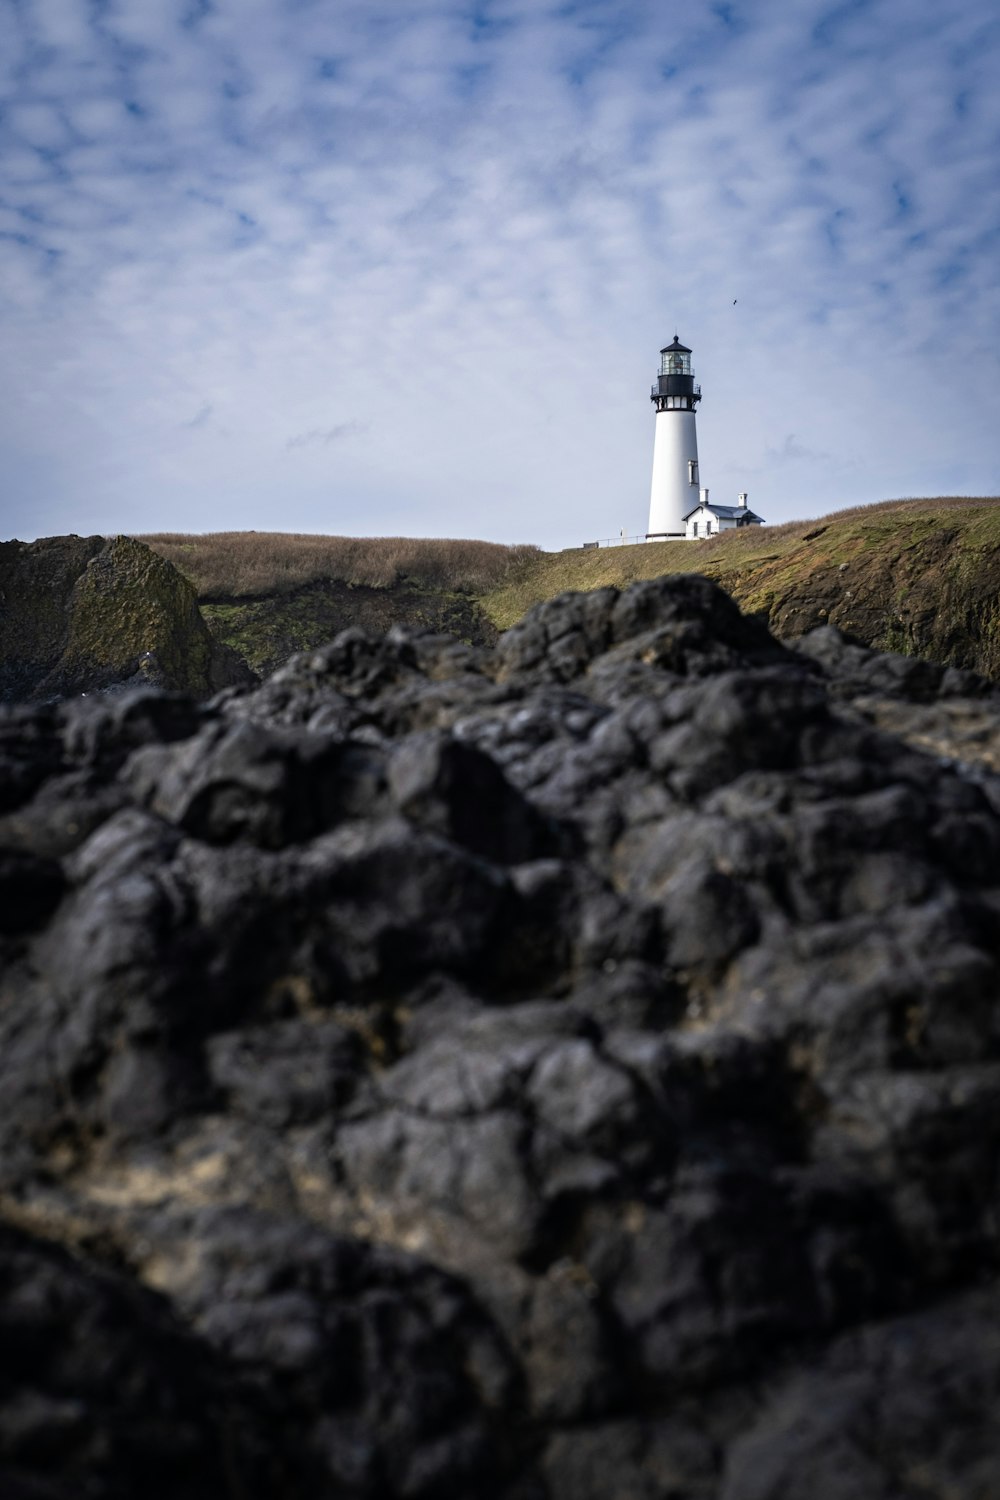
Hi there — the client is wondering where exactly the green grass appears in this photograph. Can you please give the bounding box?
[478,497,1000,630]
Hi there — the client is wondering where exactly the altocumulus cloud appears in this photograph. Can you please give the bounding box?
[0,0,998,547]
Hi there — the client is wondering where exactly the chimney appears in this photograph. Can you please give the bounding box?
[700,487,709,506]
[737,492,748,508]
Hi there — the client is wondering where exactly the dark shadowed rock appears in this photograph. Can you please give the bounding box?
[494,573,792,686]
[0,1222,286,1499]
[1,571,999,1497]
[720,1285,1000,1500]
[387,731,558,864]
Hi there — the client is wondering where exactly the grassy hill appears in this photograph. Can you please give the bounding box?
[482,497,1000,677]
[142,497,1000,681]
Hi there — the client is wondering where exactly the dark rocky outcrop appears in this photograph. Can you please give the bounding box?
[0,535,254,702]
[2,572,999,1497]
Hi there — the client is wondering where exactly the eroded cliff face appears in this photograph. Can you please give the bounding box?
[1,575,999,1499]
[715,515,1000,676]
[0,534,254,701]
[201,574,498,679]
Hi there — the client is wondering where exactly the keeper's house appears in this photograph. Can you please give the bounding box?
[684,491,764,540]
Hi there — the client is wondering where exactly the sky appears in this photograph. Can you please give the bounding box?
[1,0,998,550]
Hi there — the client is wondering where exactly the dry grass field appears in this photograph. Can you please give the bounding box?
[141,531,541,600]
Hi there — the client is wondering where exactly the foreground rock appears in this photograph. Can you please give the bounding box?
[0,534,253,701]
[1,573,999,1498]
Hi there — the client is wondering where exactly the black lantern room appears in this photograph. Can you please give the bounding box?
[651,335,701,412]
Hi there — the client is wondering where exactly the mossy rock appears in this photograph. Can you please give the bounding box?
[0,535,254,702]
[0,535,105,699]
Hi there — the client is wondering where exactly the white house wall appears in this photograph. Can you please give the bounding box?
[685,509,746,539]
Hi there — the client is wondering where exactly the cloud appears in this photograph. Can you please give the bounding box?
[765,435,834,467]
[285,421,369,451]
[0,0,997,547]
[183,403,214,428]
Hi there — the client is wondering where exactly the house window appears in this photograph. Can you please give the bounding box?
[688,459,698,486]
[692,522,698,537]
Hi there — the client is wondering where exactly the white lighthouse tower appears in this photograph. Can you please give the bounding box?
[647,335,701,539]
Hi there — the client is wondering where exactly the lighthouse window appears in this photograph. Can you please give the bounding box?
[688,460,698,486]
[660,351,691,376]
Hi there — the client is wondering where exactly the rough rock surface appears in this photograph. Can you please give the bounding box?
[0,534,253,702]
[2,572,999,1498]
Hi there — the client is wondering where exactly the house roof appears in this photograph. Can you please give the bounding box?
[682,503,765,522]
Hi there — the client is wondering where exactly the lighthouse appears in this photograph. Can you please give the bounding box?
[647,335,701,539]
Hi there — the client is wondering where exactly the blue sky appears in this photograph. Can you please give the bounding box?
[1,0,998,548]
